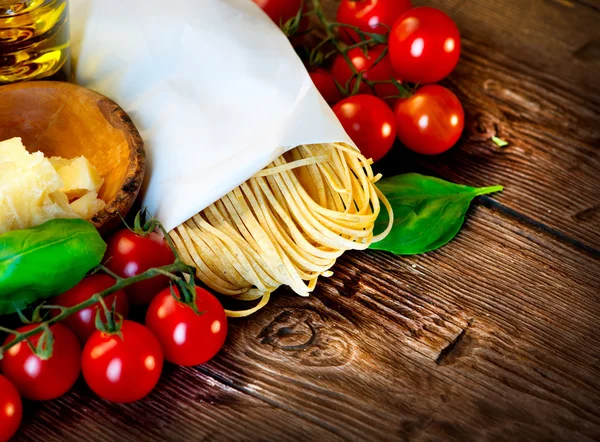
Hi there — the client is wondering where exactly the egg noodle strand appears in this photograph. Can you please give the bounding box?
[169,142,393,317]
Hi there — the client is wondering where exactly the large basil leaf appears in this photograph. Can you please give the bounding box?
[0,219,106,315]
[371,174,503,255]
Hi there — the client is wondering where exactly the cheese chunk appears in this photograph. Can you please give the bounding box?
[52,156,104,199]
[48,156,72,170]
[70,191,106,219]
[0,137,106,235]
[0,137,33,163]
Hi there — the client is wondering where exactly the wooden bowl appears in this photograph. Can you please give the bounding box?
[0,81,145,233]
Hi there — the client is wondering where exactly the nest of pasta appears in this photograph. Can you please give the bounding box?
[170,142,392,316]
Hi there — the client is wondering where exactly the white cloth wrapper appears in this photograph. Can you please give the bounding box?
[71,0,353,231]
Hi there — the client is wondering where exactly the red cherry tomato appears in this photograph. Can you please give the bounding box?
[105,229,175,306]
[337,0,412,43]
[51,274,129,343]
[82,320,163,403]
[146,286,228,366]
[394,85,464,155]
[0,324,81,401]
[388,7,461,84]
[252,0,302,26]
[0,375,22,442]
[331,45,401,105]
[309,68,342,105]
[333,94,396,162]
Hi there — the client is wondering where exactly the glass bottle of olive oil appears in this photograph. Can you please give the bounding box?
[0,0,70,84]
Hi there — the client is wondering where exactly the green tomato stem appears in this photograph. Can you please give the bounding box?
[0,260,195,358]
[312,0,358,76]
[309,1,404,98]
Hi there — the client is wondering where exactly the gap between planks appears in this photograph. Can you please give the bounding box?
[479,196,600,258]
[186,194,599,439]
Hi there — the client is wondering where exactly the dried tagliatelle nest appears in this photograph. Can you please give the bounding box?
[170,142,393,317]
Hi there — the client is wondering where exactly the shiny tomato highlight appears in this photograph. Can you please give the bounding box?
[0,324,81,401]
[337,0,413,43]
[105,229,175,306]
[333,94,396,162]
[0,375,22,442]
[394,85,464,155]
[82,320,164,403]
[389,7,461,84]
[51,274,129,343]
[146,286,228,366]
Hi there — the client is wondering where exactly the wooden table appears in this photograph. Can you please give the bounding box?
[16,0,600,440]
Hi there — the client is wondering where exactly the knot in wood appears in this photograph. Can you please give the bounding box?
[253,309,353,367]
[468,112,500,142]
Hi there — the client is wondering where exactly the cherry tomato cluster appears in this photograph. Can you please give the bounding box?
[0,227,227,441]
[256,0,465,158]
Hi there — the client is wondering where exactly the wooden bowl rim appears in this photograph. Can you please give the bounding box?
[0,81,146,233]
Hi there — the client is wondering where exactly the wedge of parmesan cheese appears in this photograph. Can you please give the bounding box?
[51,156,104,200]
[0,137,106,235]
[70,191,106,219]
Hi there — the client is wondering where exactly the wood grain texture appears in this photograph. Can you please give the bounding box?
[15,367,343,442]
[14,205,600,441]
[8,0,600,441]
[365,0,600,250]
[414,0,600,94]
[321,0,600,249]
[376,34,600,250]
[204,206,600,442]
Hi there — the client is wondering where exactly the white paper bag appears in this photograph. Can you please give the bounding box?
[71,0,352,231]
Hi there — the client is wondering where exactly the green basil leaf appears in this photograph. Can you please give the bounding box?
[0,219,107,315]
[371,174,503,255]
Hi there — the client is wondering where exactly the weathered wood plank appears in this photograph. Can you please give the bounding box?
[422,36,600,249]
[413,0,600,94]
[358,3,600,249]
[15,366,344,442]
[322,0,600,95]
[201,204,600,441]
[11,1,600,441]
[15,205,600,441]
[319,0,600,249]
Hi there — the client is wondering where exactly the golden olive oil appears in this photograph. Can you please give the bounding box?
[0,0,70,84]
